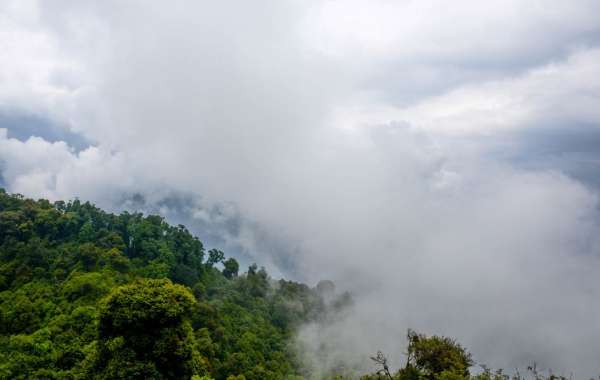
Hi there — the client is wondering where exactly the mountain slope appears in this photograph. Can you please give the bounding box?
[0,189,341,379]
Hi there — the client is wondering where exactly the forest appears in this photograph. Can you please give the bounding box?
[0,189,571,380]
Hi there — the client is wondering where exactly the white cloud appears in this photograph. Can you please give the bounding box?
[303,1,600,60]
[2,1,600,376]
[402,48,600,135]
[0,0,84,123]
[331,48,600,138]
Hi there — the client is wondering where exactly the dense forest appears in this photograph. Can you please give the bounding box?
[0,190,572,379]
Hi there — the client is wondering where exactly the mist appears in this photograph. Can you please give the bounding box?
[2,0,600,377]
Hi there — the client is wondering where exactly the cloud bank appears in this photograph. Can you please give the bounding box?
[2,0,600,377]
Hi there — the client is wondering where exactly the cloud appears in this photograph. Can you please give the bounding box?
[303,0,600,62]
[301,0,600,103]
[0,112,89,150]
[0,128,128,203]
[333,48,600,138]
[2,1,600,377]
[0,0,85,124]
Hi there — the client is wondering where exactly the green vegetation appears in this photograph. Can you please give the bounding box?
[92,279,202,379]
[360,330,473,380]
[0,189,574,379]
[357,330,570,380]
[0,189,332,379]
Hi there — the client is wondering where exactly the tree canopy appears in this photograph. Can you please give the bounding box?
[92,279,203,379]
[0,189,334,379]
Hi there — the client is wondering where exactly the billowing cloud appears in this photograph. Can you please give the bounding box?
[1,0,600,377]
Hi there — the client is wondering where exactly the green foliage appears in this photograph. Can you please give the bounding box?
[0,190,333,379]
[2,190,562,380]
[406,330,472,380]
[361,331,472,380]
[222,258,239,279]
[358,331,570,380]
[90,279,204,379]
[207,249,225,267]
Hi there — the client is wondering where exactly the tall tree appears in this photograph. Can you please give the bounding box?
[222,258,239,279]
[91,278,205,379]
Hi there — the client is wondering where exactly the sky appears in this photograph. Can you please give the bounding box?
[1,0,600,376]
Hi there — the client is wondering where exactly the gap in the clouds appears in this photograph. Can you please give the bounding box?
[502,124,600,190]
[365,43,600,108]
[0,111,91,152]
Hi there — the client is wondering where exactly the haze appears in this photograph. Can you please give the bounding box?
[1,1,600,377]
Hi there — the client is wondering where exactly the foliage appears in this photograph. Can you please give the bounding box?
[359,331,569,380]
[0,189,574,380]
[405,329,472,380]
[90,279,203,379]
[222,258,239,279]
[360,331,472,380]
[0,189,333,379]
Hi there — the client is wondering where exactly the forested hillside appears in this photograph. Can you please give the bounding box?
[0,189,352,379]
[0,190,574,380]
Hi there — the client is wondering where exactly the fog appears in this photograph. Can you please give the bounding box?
[2,0,600,377]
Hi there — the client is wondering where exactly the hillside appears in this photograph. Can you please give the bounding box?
[0,190,574,380]
[0,189,353,379]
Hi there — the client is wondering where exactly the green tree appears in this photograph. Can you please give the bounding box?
[0,190,340,379]
[222,258,239,279]
[207,249,225,267]
[91,278,205,379]
[403,330,472,380]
